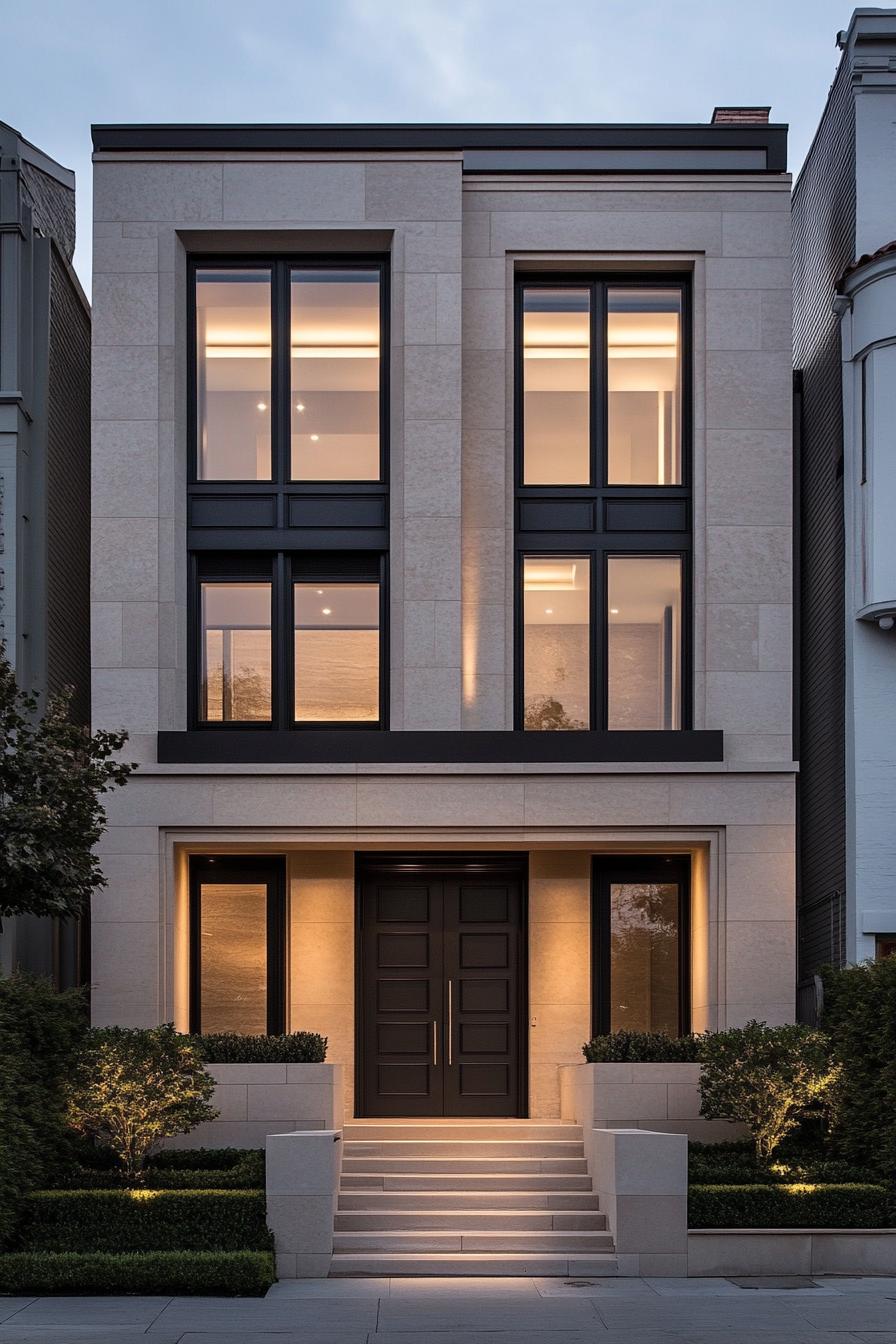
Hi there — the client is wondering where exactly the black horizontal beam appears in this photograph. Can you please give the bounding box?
[158,728,724,766]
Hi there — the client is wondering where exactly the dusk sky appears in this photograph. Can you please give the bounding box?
[5,0,853,291]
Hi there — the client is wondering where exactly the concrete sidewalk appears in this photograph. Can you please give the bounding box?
[0,1274,895,1341]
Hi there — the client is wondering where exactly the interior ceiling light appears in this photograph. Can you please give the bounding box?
[610,607,620,614]
[322,607,332,615]
[256,402,267,411]
[296,402,305,412]
[206,343,379,359]
[525,562,579,591]
[310,434,320,441]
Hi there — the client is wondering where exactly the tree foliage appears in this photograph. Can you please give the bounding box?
[68,1026,218,1182]
[821,957,896,1177]
[698,1020,840,1160]
[0,651,135,922]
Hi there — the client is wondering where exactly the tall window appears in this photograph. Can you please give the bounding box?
[189,856,285,1034]
[516,276,690,733]
[189,258,389,734]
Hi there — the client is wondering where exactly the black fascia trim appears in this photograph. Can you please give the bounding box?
[158,728,723,765]
[91,123,787,171]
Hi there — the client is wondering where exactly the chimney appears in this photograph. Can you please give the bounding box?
[711,107,771,125]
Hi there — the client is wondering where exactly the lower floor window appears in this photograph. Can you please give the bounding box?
[592,855,690,1036]
[189,856,285,1034]
[294,582,380,722]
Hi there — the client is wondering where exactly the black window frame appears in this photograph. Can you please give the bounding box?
[591,854,691,1038]
[187,254,390,734]
[189,855,286,1035]
[514,273,692,732]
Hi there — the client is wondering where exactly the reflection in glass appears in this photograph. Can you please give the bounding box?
[294,583,380,722]
[523,556,589,730]
[291,270,380,480]
[200,583,272,722]
[196,270,272,480]
[607,288,681,484]
[607,556,681,729]
[523,288,590,484]
[610,881,680,1034]
[199,883,268,1033]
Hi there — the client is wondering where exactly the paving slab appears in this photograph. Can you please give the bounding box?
[4,1297,171,1328]
[593,1296,810,1330]
[375,1295,599,1331]
[149,1295,378,1332]
[266,1278,390,1297]
[790,1295,896,1330]
[0,1333,183,1343]
[534,1276,658,1297]
[0,1305,33,1328]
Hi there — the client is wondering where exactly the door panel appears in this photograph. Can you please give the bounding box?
[359,864,525,1117]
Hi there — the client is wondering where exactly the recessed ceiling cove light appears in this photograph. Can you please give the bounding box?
[322,607,332,615]
[256,402,267,411]
[310,434,320,441]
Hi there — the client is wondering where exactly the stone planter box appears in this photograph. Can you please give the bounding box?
[688,1228,896,1276]
[167,1062,344,1149]
[560,1061,748,1144]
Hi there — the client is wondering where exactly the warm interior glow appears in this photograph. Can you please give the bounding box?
[524,561,581,591]
[607,556,682,730]
[206,344,379,358]
[523,555,590,730]
[294,583,380,722]
[199,882,268,1034]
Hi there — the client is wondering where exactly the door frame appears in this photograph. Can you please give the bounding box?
[591,853,692,1038]
[354,852,529,1118]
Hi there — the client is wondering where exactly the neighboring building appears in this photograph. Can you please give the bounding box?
[89,111,795,1121]
[0,122,91,985]
[794,8,896,1004]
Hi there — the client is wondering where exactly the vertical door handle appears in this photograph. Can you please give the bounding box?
[447,979,453,1066]
[432,1019,438,1067]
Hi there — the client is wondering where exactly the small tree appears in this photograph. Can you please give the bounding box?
[698,1021,840,1161]
[0,650,135,923]
[68,1025,218,1182]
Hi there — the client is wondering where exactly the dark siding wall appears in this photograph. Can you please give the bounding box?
[46,247,90,724]
[792,56,854,993]
[21,160,76,262]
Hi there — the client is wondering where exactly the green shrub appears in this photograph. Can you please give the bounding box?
[698,1021,840,1160]
[19,1189,271,1253]
[0,975,87,1248]
[68,1025,217,1181]
[0,1250,274,1296]
[688,1141,869,1187]
[56,1149,264,1191]
[821,958,896,1177]
[689,1182,894,1229]
[582,1031,703,1063]
[196,1030,327,1063]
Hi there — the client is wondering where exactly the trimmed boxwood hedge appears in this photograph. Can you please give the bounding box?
[688,1141,868,1187]
[0,1250,274,1296]
[583,1031,703,1063]
[56,1148,264,1190]
[689,1183,894,1229]
[19,1190,271,1253]
[195,1031,326,1063]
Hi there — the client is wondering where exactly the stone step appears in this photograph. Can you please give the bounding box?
[332,1230,615,1253]
[334,1209,607,1231]
[339,1171,594,1191]
[343,1139,584,1159]
[342,1156,588,1175]
[337,1189,601,1210]
[343,1122,582,1142]
[328,1251,620,1277]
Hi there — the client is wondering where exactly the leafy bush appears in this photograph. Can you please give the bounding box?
[196,1030,327,1063]
[68,1025,217,1181]
[55,1149,265,1191]
[0,975,87,1248]
[583,1031,703,1063]
[689,1182,894,1229]
[821,958,896,1177]
[688,1141,868,1187]
[698,1021,840,1160]
[0,1250,274,1296]
[19,1190,271,1253]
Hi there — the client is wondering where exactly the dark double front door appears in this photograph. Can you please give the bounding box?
[358,860,526,1117]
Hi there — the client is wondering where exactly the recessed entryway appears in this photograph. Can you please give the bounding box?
[356,855,527,1118]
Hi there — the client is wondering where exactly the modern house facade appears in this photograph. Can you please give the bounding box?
[90,112,795,1123]
[794,8,896,999]
[0,121,90,986]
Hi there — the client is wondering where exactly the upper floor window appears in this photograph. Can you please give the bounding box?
[515,275,691,733]
[194,262,384,483]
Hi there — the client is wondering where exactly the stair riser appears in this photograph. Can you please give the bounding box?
[344,1125,582,1142]
[329,1253,620,1277]
[333,1232,614,1252]
[340,1173,594,1191]
[342,1158,588,1174]
[338,1192,601,1210]
[345,1141,583,1158]
[334,1212,606,1231]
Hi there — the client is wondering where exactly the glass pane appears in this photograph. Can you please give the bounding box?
[607,288,682,485]
[199,882,267,1033]
[200,582,272,722]
[610,881,680,1034]
[607,556,682,729]
[291,270,380,480]
[196,269,272,480]
[523,288,590,484]
[295,582,380,721]
[523,556,589,730]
